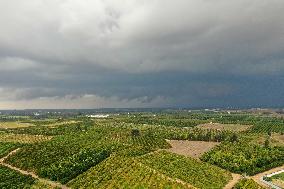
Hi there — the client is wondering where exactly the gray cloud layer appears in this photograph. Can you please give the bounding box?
[0,0,284,109]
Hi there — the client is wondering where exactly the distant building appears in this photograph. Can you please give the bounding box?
[87,114,110,118]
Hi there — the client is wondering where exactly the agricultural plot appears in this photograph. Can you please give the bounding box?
[0,133,52,143]
[270,172,284,188]
[68,155,193,189]
[43,120,81,128]
[201,140,284,175]
[248,133,284,147]
[0,121,34,129]
[165,140,219,158]
[5,123,170,184]
[138,151,232,189]
[233,179,265,189]
[196,123,251,132]
[250,118,284,133]
[1,112,284,188]
[0,142,19,158]
[0,165,35,188]
[31,181,59,189]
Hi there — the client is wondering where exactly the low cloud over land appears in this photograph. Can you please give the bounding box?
[0,0,284,109]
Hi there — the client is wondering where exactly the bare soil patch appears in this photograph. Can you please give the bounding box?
[165,140,219,159]
[196,122,251,132]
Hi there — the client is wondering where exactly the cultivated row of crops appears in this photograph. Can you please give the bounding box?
[0,142,19,158]
[68,155,193,189]
[138,151,232,189]
[0,165,35,188]
[201,140,284,175]
[5,122,171,184]
[0,133,52,144]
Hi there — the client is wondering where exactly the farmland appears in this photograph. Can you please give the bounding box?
[270,172,284,188]
[0,109,284,188]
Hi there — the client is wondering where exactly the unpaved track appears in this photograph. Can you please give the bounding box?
[223,173,242,189]
[251,164,284,188]
[0,148,69,189]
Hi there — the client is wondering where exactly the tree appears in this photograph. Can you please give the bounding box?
[131,129,140,137]
[268,130,272,137]
[264,138,270,148]
[230,133,238,143]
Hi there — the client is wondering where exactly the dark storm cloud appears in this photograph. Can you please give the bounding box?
[0,0,284,108]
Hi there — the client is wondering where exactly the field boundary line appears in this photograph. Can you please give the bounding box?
[134,159,196,189]
[0,148,69,189]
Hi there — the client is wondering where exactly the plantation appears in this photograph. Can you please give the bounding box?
[1,110,284,188]
[138,151,232,189]
[5,123,170,184]
[233,179,265,189]
[0,142,19,158]
[201,140,284,175]
[0,165,35,188]
[68,155,193,189]
[0,133,52,143]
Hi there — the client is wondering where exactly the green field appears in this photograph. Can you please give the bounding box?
[0,165,35,188]
[0,142,19,158]
[0,111,283,188]
[69,155,192,189]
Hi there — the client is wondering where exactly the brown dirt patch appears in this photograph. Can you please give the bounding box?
[196,122,252,132]
[165,140,219,159]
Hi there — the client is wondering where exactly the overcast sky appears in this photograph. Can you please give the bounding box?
[0,0,284,109]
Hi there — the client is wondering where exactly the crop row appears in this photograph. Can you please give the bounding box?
[0,165,35,188]
[138,151,232,189]
[201,140,284,175]
[68,155,192,189]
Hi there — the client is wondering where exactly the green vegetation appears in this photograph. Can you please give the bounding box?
[201,140,284,175]
[270,172,284,181]
[69,155,192,189]
[0,121,34,129]
[0,165,35,188]
[0,133,52,143]
[5,123,170,184]
[233,179,265,189]
[0,142,19,158]
[1,111,284,188]
[138,151,232,189]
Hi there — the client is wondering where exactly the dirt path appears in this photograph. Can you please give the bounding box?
[0,148,69,189]
[251,165,284,188]
[223,173,242,189]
